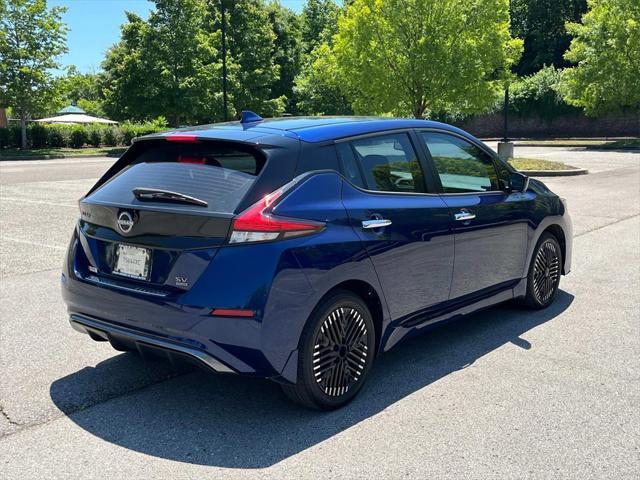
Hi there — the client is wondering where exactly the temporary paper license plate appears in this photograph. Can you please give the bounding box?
[113,244,150,280]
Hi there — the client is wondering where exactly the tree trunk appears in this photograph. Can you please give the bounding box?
[20,115,27,150]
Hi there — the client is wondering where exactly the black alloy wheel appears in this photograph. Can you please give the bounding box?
[523,233,562,309]
[281,290,375,410]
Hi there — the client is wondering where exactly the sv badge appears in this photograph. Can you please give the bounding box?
[175,275,189,287]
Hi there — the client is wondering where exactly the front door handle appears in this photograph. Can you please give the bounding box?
[362,219,392,229]
[454,209,476,221]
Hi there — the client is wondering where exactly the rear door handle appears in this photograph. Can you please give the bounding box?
[362,219,392,229]
[454,209,476,221]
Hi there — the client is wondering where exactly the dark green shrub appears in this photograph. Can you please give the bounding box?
[87,127,103,147]
[47,125,68,147]
[69,127,88,148]
[509,66,580,120]
[9,125,21,148]
[0,128,9,148]
[28,123,49,149]
[103,126,123,146]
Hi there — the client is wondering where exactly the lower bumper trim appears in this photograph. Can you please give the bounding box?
[69,314,235,374]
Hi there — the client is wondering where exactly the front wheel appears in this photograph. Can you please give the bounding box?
[522,233,562,309]
[281,291,376,410]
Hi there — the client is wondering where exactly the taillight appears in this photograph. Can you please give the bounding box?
[229,189,324,244]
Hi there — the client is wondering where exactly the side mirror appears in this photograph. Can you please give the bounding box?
[510,171,530,193]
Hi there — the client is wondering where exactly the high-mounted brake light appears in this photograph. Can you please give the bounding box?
[229,189,324,244]
[166,134,200,143]
[178,155,206,164]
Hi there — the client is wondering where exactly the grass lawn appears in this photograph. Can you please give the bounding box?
[509,157,578,171]
[603,138,640,149]
[0,146,127,158]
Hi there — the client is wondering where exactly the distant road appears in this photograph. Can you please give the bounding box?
[0,157,115,185]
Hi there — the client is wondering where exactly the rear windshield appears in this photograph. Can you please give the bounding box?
[88,143,265,214]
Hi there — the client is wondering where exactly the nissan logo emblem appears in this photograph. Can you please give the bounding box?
[117,211,135,234]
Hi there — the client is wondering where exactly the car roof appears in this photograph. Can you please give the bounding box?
[140,116,474,145]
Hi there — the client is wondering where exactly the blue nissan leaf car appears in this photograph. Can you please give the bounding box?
[62,113,572,409]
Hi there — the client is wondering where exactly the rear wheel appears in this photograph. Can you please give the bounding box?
[522,233,562,309]
[281,291,375,410]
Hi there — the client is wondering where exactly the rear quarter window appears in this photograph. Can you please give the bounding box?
[87,143,265,215]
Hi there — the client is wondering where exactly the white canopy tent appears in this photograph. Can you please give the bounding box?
[35,113,118,124]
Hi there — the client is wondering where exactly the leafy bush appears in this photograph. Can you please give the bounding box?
[0,128,10,148]
[103,126,123,146]
[69,127,88,148]
[87,126,103,147]
[509,66,580,120]
[47,125,70,147]
[1,120,166,150]
[0,125,22,148]
[28,123,49,148]
[121,117,168,145]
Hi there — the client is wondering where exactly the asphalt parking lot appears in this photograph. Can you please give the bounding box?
[1,146,638,479]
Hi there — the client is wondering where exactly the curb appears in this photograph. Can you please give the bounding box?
[519,168,589,177]
[514,143,639,150]
[0,152,123,161]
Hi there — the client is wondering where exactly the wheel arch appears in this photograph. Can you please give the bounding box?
[540,224,568,275]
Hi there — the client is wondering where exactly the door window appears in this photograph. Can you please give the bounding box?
[349,133,426,193]
[420,132,499,193]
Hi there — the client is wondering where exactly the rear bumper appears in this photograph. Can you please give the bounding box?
[70,313,235,374]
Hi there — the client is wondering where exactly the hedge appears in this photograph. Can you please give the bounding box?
[0,118,168,150]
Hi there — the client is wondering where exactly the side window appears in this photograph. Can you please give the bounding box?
[349,133,426,193]
[336,142,365,188]
[420,132,499,194]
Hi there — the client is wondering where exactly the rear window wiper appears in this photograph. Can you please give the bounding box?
[132,188,208,207]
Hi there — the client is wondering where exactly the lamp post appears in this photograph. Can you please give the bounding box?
[221,0,228,121]
[503,86,509,142]
[498,0,515,160]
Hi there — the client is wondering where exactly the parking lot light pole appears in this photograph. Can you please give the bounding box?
[498,86,514,160]
[221,0,228,122]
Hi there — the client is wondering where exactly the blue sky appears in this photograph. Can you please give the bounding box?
[50,0,308,73]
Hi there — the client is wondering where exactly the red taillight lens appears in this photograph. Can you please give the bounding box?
[166,134,200,143]
[229,189,324,243]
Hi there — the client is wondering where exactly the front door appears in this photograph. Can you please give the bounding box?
[418,131,528,299]
[338,132,454,321]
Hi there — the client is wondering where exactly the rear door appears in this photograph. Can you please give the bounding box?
[76,141,266,292]
[418,130,528,299]
[338,132,454,321]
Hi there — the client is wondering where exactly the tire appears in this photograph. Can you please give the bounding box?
[281,290,376,410]
[521,232,562,309]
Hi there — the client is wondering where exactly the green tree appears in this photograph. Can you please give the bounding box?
[0,0,68,149]
[510,0,588,76]
[54,66,105,116]
[330,0,523,119]
[213,0,285,117]
[294,0,351,115]
[560,0,640,115]
[102,0,223,125]
[294,43,352,115]
[301,0,341,53]
[267,1,303,113]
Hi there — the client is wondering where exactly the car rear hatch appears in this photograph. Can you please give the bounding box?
[74,139,267,295]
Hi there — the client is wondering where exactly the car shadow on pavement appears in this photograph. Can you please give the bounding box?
[50,290,573,468]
